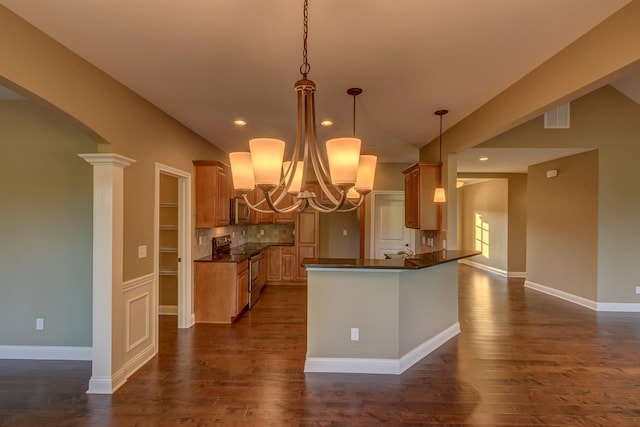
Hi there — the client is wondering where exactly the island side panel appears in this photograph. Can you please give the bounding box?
[306,270,400,359]
[398,262,459,355]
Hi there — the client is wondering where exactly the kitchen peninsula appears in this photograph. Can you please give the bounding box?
[302,250,478,375]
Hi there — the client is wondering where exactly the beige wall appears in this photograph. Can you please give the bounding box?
[0,6,227,281]
[0,101,96,346]
[459,179,509,272]
[319,211,359,258]
[526,151,599,300]
[481,86,640,303]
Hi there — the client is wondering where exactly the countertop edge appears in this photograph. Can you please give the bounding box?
[301,250,480,270]
[194,242,295,263]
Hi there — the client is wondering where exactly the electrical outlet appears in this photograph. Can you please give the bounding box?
[36,318,44,330]
[421,236,426,245]
[636,286,640,295]
[343,229,348,236]
[350,328,359,341]
[138,245,147,258]
[232,231,235,239]
[198,236,203,245]
[260,229,265,236]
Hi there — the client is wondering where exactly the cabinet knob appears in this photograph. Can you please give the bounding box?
[178,257,182,263]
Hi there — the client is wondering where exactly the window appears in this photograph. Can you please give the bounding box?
[474,213,490,258]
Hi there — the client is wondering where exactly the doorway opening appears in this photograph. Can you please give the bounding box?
[154,163,192,336]
[369,191,415,259]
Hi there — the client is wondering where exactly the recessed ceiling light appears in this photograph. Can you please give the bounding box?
[234,119,247,126]
[479,157,489,161]
[320,120,333,127]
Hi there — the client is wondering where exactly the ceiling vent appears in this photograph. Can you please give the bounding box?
[544,102,570,129]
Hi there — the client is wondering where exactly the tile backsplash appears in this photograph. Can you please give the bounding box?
[194,223,295,259]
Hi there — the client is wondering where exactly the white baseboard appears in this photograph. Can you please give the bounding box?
[596,302,640,312]
[87,369,126,395]
[459,259,506,277]
[304,322,460,375]
[159,305,178,315]
[524,280,597,310]
[507,271,527,278]
[459,259,526,278]
[0,345,92,361]
[87,342,156,395]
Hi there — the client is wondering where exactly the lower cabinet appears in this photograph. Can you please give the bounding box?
[195,259,248,324]
[267,246,296,282]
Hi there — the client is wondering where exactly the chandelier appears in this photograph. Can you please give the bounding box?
[228,0,377,214]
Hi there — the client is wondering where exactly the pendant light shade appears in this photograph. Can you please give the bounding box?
[354,154,377,193]
[326,137,361,186]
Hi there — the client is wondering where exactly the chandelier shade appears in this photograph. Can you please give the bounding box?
[229,152,255,192]
[249,138,285,188]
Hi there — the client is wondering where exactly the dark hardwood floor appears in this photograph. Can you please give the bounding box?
[2,265,640,426]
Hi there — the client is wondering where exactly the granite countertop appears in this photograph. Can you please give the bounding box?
[194,241,294,263]
[301,249,480,270]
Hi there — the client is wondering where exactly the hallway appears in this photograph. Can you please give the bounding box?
[1,265,640,425]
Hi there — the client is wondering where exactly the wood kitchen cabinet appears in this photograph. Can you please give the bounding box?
[195,259,248,323]
[402,163,442,230]
[296,209,318,281]
[267,246,296,282]
[193,160,230,228]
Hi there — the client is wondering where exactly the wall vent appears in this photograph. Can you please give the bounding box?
[544,102,570,128]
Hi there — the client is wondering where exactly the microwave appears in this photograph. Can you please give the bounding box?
[230,197,250,224]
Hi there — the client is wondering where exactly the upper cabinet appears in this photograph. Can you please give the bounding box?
[402,163,442,230]
[193,160,230,228]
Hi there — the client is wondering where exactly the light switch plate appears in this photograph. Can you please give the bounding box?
[138,245,147,258]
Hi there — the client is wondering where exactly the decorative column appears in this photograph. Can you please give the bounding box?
[79,153,136,394]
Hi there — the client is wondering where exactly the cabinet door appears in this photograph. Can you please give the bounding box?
[281,247,296,282]
[296,245,316,281]
[267,246,282,281]
[194,161,230,228]
[404,170,419,229]
[215,165,230,227]
[236,267,249,315]
[296,210,318,246]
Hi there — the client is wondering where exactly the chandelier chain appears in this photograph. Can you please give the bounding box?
[299,0,311,77]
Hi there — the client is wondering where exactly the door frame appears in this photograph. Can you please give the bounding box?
[368,190,415,259]
[154,163,192,332]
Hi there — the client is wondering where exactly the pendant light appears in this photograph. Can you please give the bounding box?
[433,109,448,203]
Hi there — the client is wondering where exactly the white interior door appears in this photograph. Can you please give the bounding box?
[371,192,414,259]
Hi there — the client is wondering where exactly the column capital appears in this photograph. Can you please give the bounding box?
[79,153,136,168]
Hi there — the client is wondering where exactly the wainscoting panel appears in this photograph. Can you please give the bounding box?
[122,273,157,378]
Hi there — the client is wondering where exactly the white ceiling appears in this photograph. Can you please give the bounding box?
[0,0,633,163]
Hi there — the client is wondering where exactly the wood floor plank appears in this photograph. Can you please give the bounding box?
[2,266,640,426]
